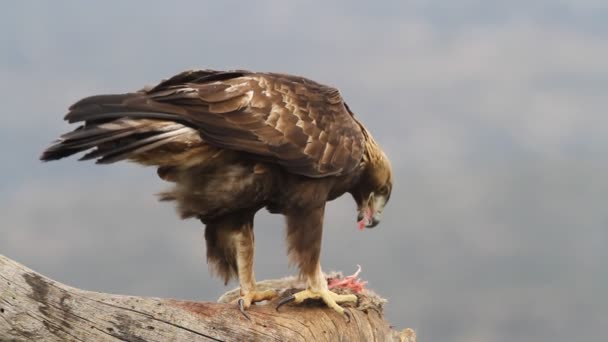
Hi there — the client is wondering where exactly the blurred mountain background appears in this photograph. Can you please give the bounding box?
[1,1,606,341]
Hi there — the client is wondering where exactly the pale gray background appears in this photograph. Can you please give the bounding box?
[1,1,607,341]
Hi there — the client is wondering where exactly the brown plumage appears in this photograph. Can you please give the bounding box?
[41,69,393,316]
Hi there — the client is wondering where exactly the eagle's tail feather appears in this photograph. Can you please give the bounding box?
[83,126,192,164]
[40,119,194,164]
[64,93,189,124]
[40,93,198,164]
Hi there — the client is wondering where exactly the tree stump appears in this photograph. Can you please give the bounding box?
[0,255,415,341]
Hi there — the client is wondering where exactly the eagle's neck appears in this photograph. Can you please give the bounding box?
[361,126,388,172]
[330,124,390,201]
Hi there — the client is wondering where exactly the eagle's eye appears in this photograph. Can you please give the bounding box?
[378,185,389,196]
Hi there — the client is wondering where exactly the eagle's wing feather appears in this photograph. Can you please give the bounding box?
[146,71,366,177]
[54,70,365,177]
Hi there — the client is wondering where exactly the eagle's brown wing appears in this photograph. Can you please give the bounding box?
[48,70,365,178]
[140,70,365,177]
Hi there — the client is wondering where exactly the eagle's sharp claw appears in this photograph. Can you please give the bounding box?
[343,308,352,323]
[238,298,251,320]
[275,295,295,311]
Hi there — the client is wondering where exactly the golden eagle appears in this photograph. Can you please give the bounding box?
[41,69,393,319]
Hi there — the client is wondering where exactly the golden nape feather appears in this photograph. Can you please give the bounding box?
[41,69,393,319]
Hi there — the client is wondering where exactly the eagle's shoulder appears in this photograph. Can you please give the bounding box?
[146,70,366,178]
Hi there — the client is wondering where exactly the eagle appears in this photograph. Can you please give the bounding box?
[41,69,393,319]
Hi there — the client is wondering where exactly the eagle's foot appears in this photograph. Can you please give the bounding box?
[234,289,277,320]
[276,288,358,321]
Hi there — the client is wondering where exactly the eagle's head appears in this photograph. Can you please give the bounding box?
[351,147,392,229]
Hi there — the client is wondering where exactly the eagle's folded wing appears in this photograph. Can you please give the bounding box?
[167,71,365,177]
[63,70,366,178]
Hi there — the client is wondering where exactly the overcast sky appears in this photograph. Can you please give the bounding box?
[1,1,607,341]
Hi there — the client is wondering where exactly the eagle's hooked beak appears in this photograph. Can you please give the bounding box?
[357,192,386,229]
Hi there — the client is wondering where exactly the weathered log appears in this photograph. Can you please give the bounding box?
[0,255,415,341]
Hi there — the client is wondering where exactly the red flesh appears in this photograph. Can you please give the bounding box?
[328,265,367,293]
[357,207,372,230]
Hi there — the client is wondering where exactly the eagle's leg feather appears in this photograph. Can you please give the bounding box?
[204,213,276,318]
[281,206,356,319]
[231,218,277,315]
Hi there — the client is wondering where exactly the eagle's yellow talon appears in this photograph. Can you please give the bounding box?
[290,288,358,315]
[234,289,278,318]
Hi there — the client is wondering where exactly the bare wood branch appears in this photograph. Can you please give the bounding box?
[0,255,414,341]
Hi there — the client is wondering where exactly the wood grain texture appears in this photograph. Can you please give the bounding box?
[0,255,413,342]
